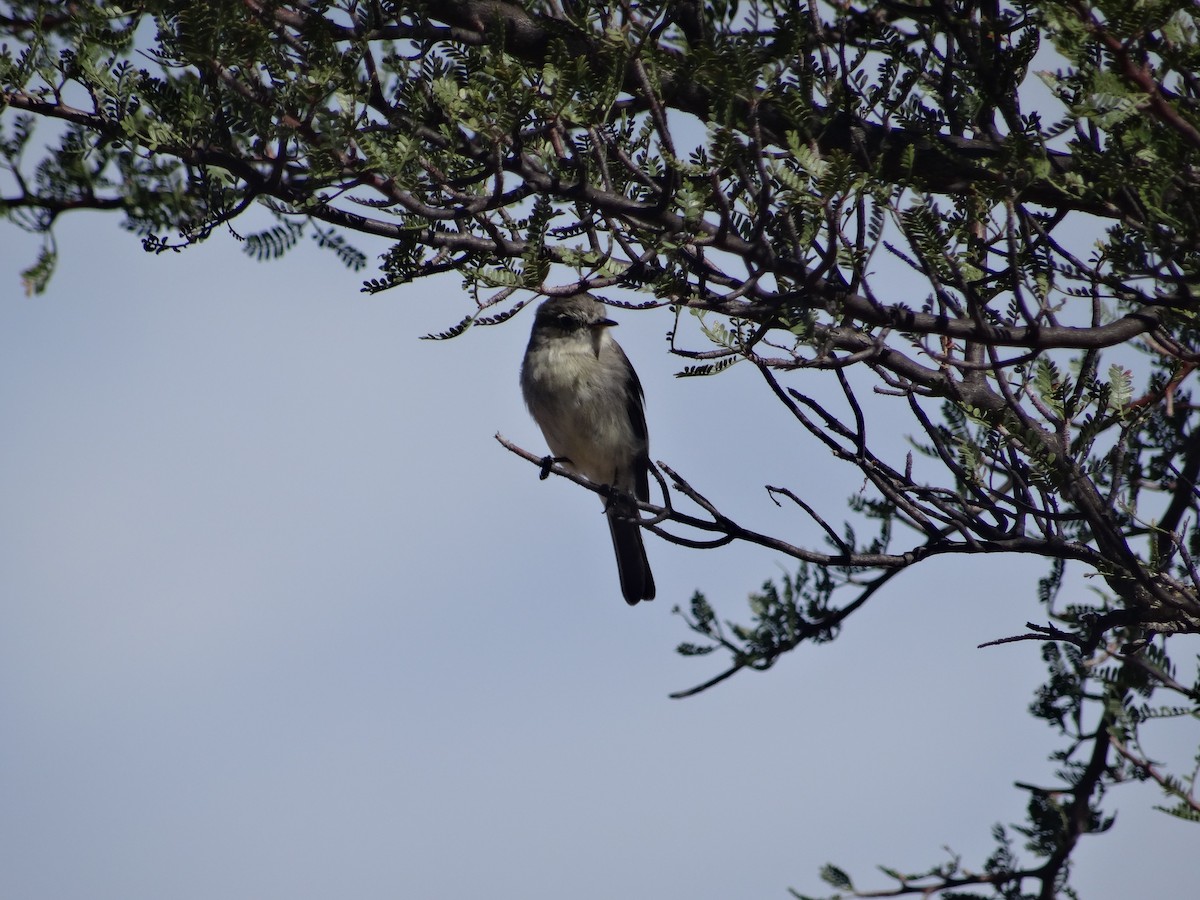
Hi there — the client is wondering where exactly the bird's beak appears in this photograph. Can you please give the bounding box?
[598,317,618,328]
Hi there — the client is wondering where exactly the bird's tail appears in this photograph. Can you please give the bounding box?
[607,496,655,605]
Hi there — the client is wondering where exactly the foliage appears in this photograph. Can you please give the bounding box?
[4,1,1200,895]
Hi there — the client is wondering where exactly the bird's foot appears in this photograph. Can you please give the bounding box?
[600,484,631,516]
[538,455,570,480]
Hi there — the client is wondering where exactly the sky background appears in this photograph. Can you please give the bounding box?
[1,208,1197,899]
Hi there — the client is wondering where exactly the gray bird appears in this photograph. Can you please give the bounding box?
[520,293,655,605]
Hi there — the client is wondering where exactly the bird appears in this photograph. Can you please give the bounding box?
[520,293,656,605]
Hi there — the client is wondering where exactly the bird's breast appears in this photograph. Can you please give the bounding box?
[521,337,640,488]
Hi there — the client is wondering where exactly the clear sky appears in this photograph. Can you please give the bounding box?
[1,212,1196,899]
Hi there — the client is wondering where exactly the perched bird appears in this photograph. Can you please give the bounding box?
[520,293,655,605]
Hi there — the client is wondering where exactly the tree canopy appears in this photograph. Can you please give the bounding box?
[3,1,1200,896]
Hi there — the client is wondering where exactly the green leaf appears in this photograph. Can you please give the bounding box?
[819,864,853,890]
[19,243,57,295]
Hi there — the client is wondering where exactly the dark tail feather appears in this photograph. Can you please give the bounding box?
[607,500,655,605]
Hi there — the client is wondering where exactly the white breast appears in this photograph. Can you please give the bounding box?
[521,329,640,492]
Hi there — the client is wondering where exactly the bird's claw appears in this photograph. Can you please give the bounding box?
[599,483,624,514]
[539,455,570,480]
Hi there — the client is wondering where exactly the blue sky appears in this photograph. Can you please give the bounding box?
[1,212,1197,899]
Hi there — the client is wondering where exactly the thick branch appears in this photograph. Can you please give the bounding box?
[427,0,1129,219]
